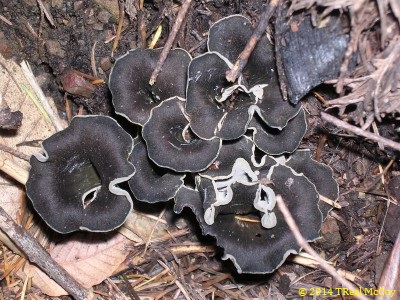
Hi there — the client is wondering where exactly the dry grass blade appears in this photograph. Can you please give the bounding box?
[0,14,12,25]
[36,0,55,27]
[112,0,125,54]
[20,61,64,132]
[289,254,363,283]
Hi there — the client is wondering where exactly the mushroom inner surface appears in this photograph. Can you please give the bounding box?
[61,155,102,209]
[142,86,163,105]
[216,87,254,112]
[169,124,198,145]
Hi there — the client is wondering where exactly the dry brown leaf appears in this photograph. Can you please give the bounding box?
[24,232,131,296]
[23,211,171,296]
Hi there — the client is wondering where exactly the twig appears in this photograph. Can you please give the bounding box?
[225,0,279,83]
[0,152,29,185]
[37,0,56,27]
[122,275,141,300]
[90,41,98,78]
[0,14,12,26]
[135,0,147,49]
[20,61,64,132]
[319,195,341,209]
[174,280,191,300]
[112,0,125,54]
[149,0,192,85]
[321,112,400,152]
[142,206,167,256]
[0,143,30,161]
[275,195,369,300]
[376,225,400,300]
[289,253,362,283]
[0,206,94,300]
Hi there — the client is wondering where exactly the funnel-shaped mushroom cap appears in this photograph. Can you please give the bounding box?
[175,158,323,274]
[128,137,185,203]
[186,52,256,140]
[208,15,253,64]
[208,15,301,129]
[26,116,135,234]
[142,97,222,172]
[109,48,191,126]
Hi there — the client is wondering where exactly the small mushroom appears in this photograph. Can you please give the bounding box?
[109,48,191,126]
[207,15,302,129]
[249,108,307,155]
[186,52,256,140]
[142,97,222,172]
[26,116,135,234]
[128,137,185,203]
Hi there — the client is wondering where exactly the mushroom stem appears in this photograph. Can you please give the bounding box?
[275,195,370,300]
[0,152,29,185]
[0,206,94,300]
[149,0,192,85]
[225,0,279,83]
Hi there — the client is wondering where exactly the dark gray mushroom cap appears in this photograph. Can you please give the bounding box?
[142,97,222,172]
[208,15,253,64]
[208,15,301,129]
[221,163,322,273]
[285,149,339,217]
[201,136,255,179]
[26,116,135,234]
[175,159,322,274]
[128,137,185,203]
[109,48,191,126]
[249,108,307,155]
[186,52,256,140]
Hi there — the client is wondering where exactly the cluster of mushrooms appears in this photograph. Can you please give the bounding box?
[26,15,338,274]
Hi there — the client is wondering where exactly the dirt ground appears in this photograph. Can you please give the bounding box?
[0,0,399,299]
